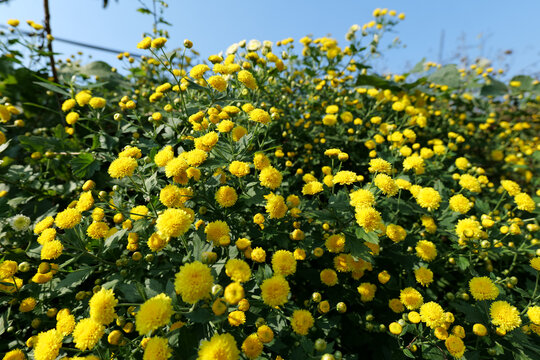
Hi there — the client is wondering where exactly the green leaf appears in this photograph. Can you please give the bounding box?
[71,153,100,179]
[456,256,470,271]
[185,308,214,323]
[56,267,93,292]
[427,64,460,88]
[481,77,507,96]
[510,75,534,91]
[403,349,415,358]
[103,228,127,252]
[355,74,401,91]
[33,81,70,97]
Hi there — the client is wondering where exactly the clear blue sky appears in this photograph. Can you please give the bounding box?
[1,0,539,77]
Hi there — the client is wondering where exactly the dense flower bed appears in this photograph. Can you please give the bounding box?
[0,7,539,360]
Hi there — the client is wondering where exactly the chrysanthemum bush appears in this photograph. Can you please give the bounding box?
[0,6,540,360]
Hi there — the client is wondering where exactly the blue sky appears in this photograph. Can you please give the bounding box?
[1,0,539,77]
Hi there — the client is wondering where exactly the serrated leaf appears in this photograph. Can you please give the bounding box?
[56,267,93,292]
[71,153,100,179]
[427,64,460,88]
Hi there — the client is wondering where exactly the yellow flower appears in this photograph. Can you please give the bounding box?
[514,192,535,212]
[61,98,76,112]
[225,259,251,283]
[56,309,75,336]
[2,349,25,360]
[257,325,274,343]
[207,75,228,92]
[54,208,82,229]
[86,221,109,239]
[198,333,239,360]
[89,288,117,325]
[34,216,54,234]
[174,261,214,304]
[400,287,424,310]
[490,300,522,333]
[260,275,290,307]
[137,37,152,49]
[368,158,392,174]
[357,282,377,302]
[72,318,105,350]
[143,337,172,360]
[531,257,540,271]
[455,218,482,240]
[472,323,487,336]
[445,335,466,358]
[135,293,173,335]
[251,247,266,263]
[349,189,375,208]
[228,310,246,326]
[420,302,445,328]
[374,174,398,196]
[151,37,167,48]
[332,170,358,185]
[33,329,63,360]
[0,260,18,279]
[302,181,323,195]
[527,306,540,325]
[449,194,472,214]
[238,70,258,90]
[159,185,191,208]
[403,154,425,174]
[501,180,521,196]
[190,64,210,79]
[205,220,230,245]
[325,234,345,253]
[389,298,404,313]
[415,187,441,211]
[185,149,208,167]
[89,97,106,109]
[272,250,297,276]
[265,193,288,219]
[108,157,137,178]
[224,282,245,305]
[215,186,238,207]
[229,161,250,177]
[259,166,282,189]
[415,240,437,262]
[414,267,433,287]
[119,145,142,159]
[291,309,314,335]
[320,268,338,286]
[355,207,382,232]
[156,208,192,238]
[41,240,63,260]
[7,19,20,27]
[389,322,403,335]
[459,174,481,193]
[469,277,499,301]
[164,157,188,178]
[386,224,406,243]
[154,146,174,167]
[130,205,149,220]
[249,109,271,124]
[19,297,36,312]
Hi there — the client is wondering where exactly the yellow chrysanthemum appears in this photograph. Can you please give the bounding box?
[89,288,117,325]
[237,70,258,90]
[420,302,445,329]
[400,287,424,310]
[415,187,442,211]
[72,318,105,350]
[108,157,137,178]
[291,309,314,335]
[469,277,499,301]
[135,293,174,335]
[34,216,54,234]
[198,333,240,360]
[259,166,282,189]
[229,161,250,177]
[514,192,535,212]
[54,208,82,229]
[205,220,230,245]
[320,269,338,286]
[490,301,522,333]
[414,267,434,287]
[86,221,109,240]
[415,240,437,262]
[265,193,288,219]
[272,250,297,276]
[445,335,466,358]
[368,158,392,174]
[357,282,377,302]
[174,261,214,304]
[41,240,63,260]
[374,174,398,196]
[355,207,382,232]
[302,181,323,195]
[76,191,94,212]
[260,275,290,307]
[225,259,251,283]
[325,234,345,253]
[33,329,63,360]
[449,194,472,214]
[215,186,238,208]
[143,337,172,360]
[349,189,375,208]
[156,208,192,238]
